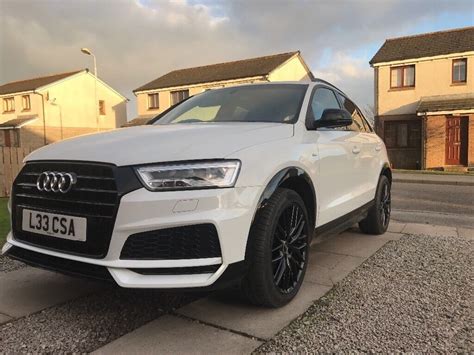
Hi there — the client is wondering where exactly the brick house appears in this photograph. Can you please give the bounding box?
[0,69,127,148]
[371,27,474,170]
[127,51,313,126]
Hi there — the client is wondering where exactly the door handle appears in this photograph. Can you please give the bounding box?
[352,146,361,154]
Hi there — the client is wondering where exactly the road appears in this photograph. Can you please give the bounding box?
[391,181,474,228]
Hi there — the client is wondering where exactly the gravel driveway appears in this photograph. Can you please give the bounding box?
[0,287,199,353]
[0,255,25,273]
[257,234,473,353]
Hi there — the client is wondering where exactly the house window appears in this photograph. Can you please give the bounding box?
[390,65,415,88]
[148,93,159,109]
[2,129,20,147]
[3,97,15,112]
[171,90,189,105]
[22,95,31,111]
[452,58,467,83]
[99,100,106,115]
[384,121,420,148]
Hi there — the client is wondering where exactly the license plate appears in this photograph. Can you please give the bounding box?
[22,209,87,241]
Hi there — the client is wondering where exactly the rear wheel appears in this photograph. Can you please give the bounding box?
[241,188,310,307]
[359,175,391,235]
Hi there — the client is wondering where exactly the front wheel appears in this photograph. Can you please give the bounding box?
[241,188,310,308]
[359,175,391,235]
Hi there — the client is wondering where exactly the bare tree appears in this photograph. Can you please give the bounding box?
[362,104,375,126]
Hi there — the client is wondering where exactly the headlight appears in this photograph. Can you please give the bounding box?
[135,160,241,191]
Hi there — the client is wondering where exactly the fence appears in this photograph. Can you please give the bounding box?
[0,147,35,197]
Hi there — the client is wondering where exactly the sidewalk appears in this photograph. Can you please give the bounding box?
[393,171,474,186]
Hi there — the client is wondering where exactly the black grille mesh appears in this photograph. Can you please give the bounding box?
[12,161,119,258]
[120,224,221,260]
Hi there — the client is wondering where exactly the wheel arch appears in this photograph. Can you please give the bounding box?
[253,167,317,230]
[380,163,392,184]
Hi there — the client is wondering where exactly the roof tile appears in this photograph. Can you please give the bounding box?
[0,116,38,129]
[0,70,84,95]
[134,51,301,92]
[417,93,474,113]
[370,27,474,64]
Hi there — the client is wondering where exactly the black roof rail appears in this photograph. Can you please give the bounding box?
[312,77,347,96]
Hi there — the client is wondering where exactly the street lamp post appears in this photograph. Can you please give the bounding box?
[80,48,99,131]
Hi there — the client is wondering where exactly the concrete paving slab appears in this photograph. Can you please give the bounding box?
[0,312,12,325]
[177,282,331,340]
[458,228,474,241]
[304,265,333,287]
[93,314,262,355]
[309,251,347,270]
[0,267,103,318]
[402,223,458,237]
[329,255,366,283]
[388,221,406,233]
[305,249,368,286]
[315,231,391,258]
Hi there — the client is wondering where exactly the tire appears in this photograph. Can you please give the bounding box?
[241,188,310,307]
[359,175,391,235]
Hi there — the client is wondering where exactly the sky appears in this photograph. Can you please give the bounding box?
[1,0,473,120]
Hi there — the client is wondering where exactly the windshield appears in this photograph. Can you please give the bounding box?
[154,84,308,125]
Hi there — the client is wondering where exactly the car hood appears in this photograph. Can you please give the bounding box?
[25,123,294,166]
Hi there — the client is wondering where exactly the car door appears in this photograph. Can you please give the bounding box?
[336,93,381,205]
[306,86,361,226]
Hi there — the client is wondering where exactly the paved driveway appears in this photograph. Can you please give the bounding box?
[0,222,472,353]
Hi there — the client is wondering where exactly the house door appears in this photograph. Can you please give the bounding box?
[445,116,467,165]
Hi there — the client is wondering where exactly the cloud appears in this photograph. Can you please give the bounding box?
[313,52,373,108]
[1,0,472,118]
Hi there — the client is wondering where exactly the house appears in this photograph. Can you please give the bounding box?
[370,27,474,170]
[0,69,127,148]
[128,51,313,126]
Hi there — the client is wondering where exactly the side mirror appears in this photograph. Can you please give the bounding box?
[312,109,353,129]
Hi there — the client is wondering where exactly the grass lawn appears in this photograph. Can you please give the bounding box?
[0,198,10,246]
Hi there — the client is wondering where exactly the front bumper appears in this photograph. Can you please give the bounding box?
[3,186,261,288]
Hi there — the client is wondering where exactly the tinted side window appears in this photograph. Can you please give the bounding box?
[309,88,340,120]
[336,93,368,132]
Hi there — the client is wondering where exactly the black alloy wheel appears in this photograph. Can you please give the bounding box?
[359,175,391,235]
[272,203,308,294]
[379,181,391,229]
[241,188,310,307]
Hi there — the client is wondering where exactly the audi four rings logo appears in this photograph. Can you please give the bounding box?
[36,172,77,193]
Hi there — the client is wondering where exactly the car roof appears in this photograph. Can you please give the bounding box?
[233,79,349,98]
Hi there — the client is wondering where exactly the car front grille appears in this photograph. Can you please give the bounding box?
[12,161,121,258]
[120,224,222,260]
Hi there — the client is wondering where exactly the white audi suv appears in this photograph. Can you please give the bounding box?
[3,80,391,307]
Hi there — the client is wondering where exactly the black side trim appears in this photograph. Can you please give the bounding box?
[314,200,374,239]
[7,246,248,291]
[190,260,248,291]
[156,261,249,292]
[6,246,115,283]
[129,264,221,275]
